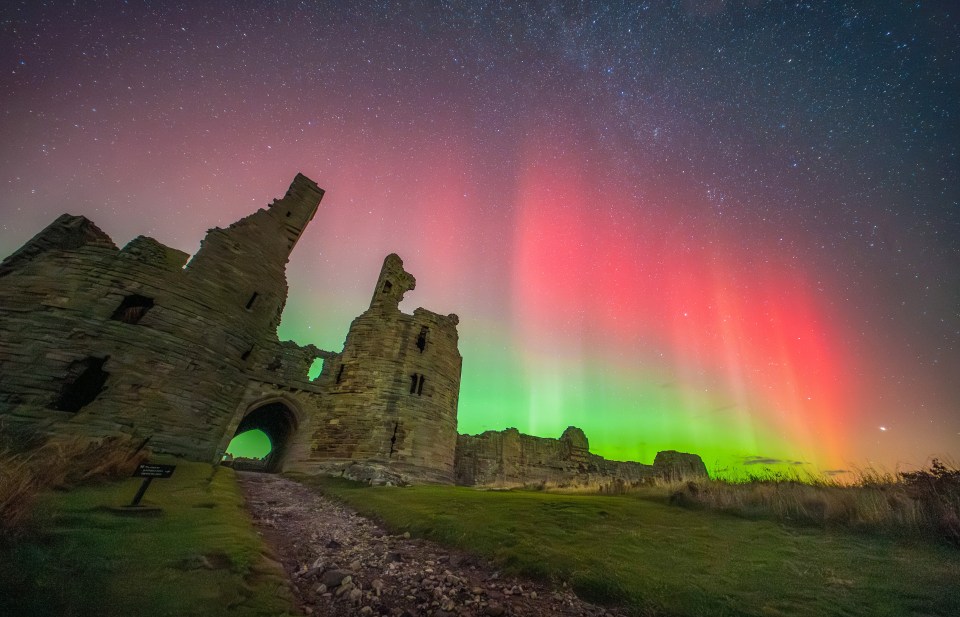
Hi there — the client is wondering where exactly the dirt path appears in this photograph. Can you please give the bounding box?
[238,472,625,617]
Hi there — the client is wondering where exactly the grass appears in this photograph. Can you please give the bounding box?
[0,460,298,617]
[633,460,960,546]
[1,432,150,536]
[295,474,960,617]
[4,441,956,617]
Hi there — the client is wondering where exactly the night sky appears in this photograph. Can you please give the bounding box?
[1,1,957,474]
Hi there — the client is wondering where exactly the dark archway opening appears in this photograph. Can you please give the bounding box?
[225,402,297,473]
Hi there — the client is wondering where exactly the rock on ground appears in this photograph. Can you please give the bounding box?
[238,472,627,617]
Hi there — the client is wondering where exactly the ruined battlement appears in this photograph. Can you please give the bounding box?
[0,181,465,483]
[454,426,706,488]
[369,253,416,311]
[0,175,328,462]
[290,254,462,483]
[0,214,117,279]
[119,236,191,270]
[0,173,704,487]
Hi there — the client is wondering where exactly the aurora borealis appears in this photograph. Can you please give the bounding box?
[1,2,957,474]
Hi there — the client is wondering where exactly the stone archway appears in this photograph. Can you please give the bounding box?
[230,400,298,472]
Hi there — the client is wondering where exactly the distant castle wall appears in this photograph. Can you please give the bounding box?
[455,426,707,488]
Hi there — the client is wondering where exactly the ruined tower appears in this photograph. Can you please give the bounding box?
[289,254,462,483]
[0,174,325,461]
[0,173,467,483]
[185,173,323,337]
[1,172,706,486]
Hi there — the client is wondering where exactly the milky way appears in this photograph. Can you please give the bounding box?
[1,1,957,472]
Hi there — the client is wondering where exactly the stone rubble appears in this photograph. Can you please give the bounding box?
[239,472,627,617]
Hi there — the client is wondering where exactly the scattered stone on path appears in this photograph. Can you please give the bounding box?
[238,472,628,617]
[321,570,352,588]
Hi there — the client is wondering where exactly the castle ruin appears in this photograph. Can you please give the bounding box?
[0,174,705,486]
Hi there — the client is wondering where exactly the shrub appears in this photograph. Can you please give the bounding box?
[0,433,150,539]
[652,460,960,545]
[900,459,960,545]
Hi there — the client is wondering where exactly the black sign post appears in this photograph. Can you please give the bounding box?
[127,463,176,507]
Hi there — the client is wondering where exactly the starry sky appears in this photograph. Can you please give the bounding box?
[1,1,957,474]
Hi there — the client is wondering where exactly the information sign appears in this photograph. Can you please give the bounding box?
[133,463,176,479]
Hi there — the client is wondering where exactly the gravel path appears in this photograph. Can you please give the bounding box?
[238,472,626,617]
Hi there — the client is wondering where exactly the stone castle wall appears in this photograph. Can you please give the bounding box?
[287,255,462,484]
[455,426,706,488]
[0,174,325,461]
[0,174,467,484]
[1,172,705,487]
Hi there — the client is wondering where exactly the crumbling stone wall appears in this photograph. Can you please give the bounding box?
[288,254,463,484]
[0,182,464,484]
[454,426,707,487]
[1,171,706,488]
[213,339,332,472]
[0,174,326,462]
[652,450,709,480]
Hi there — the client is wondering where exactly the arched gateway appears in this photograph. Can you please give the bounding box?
[229,400,299,472]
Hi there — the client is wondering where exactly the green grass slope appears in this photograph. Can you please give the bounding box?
[0,461,298,617]
[301,477,960,617]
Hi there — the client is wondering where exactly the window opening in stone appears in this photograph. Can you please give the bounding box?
[417,374,425,395]
[308,357,324,380]
[110,294,154,324]
[382,280,392,293]
[54,356,109,412]
[241,347,253,361]
[286,211,292,217]
[409,373,419,394]
[416,326,428,353]
[336,364,345,384]
[245,292,259,310]
[389,422,399,456]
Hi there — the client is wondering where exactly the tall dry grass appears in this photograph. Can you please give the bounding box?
[657,460,960,545]
[0,430,150,538]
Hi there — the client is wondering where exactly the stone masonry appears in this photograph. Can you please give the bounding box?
[455,426,707,488]
[0,175,324,462]
[0,173,706,485]
[284,254,463,484]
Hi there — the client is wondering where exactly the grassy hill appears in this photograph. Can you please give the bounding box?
[0,461,297,617]
[2,457,958,617]
[299,475,960,617]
